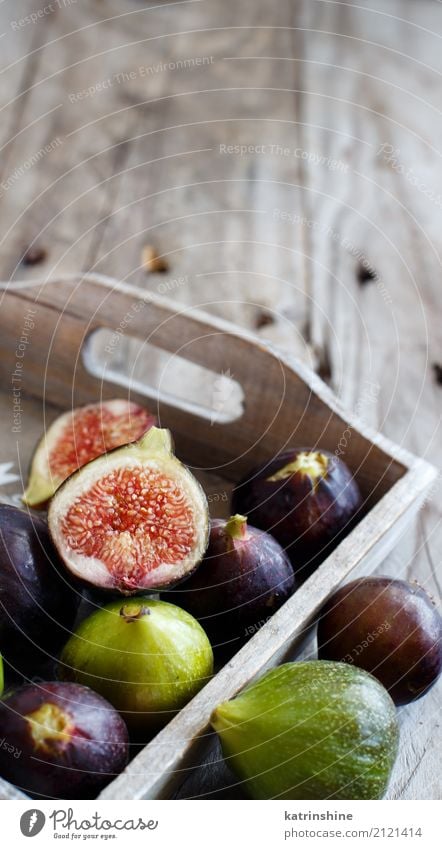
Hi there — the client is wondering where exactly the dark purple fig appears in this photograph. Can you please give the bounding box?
[166,515,295,651]
[317,576,442,705]
[0,505,80,678]
[0,681,129,798]
[231,449,362,580]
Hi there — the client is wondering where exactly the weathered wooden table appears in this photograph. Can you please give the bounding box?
[0,0,440,800]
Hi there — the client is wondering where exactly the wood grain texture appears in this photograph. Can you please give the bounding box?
[0,0,440,800]
[286,0,442,801]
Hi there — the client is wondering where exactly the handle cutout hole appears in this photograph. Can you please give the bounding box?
[82,327,245,425]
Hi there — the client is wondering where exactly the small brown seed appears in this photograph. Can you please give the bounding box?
[356,261,377,285]
[255,310,274,329]
[432,363,442,385]
[22,245,48,266]
[141,245,169,274]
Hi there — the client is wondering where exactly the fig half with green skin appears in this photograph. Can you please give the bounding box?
[48,427,209,594]
[23,398,156,508]
[231,449,362,580]
[317,577,442,705]
[211,661,398,800]
[0,505,79,678]
[166,515,295,651]
[59,598,213,733]
[0,682,129,799]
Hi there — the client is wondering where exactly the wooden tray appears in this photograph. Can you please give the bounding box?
[0,274,437,801]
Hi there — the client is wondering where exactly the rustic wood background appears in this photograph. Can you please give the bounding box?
[0,0,440,800]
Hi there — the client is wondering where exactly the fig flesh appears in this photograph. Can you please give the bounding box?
[0,505,79,677]
[59,598,213,733]
[167,514,295,650]
[317,576,442,705]
[23,399,156,508]
[48,427,209,594]
[231,449,362,580]
[211,661,398,800]
[0,681,129,799]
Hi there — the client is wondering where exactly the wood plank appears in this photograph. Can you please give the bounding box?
[0,0,440,801]
[0,0,314,364]
[290,0,442,800]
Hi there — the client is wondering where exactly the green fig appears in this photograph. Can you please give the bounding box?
[59,598,213,733]
[211,661,399,800]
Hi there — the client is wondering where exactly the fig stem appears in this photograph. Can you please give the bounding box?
[137,426,173,455]
[26,703,73,753]
[267,451,329,484]
[225,514,249,540]
[120,604,151,622]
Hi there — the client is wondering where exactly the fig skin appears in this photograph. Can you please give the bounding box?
[317,576,442,705]
[59,598,214,734]
[166,515,295,651]
[48,427,210,595]
[231,448,362,580]
[0,505,80,678]
[211,661,399,800]
[0,682,129,799]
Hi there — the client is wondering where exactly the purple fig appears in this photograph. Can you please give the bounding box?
[0,505,79,677]
[317,577,442,705]
[0,682,129,798]
[166,515,295,651]
[232,449,362,580]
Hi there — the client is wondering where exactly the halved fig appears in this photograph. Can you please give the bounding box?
[23,399,156,508]
[48,427,209,594]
